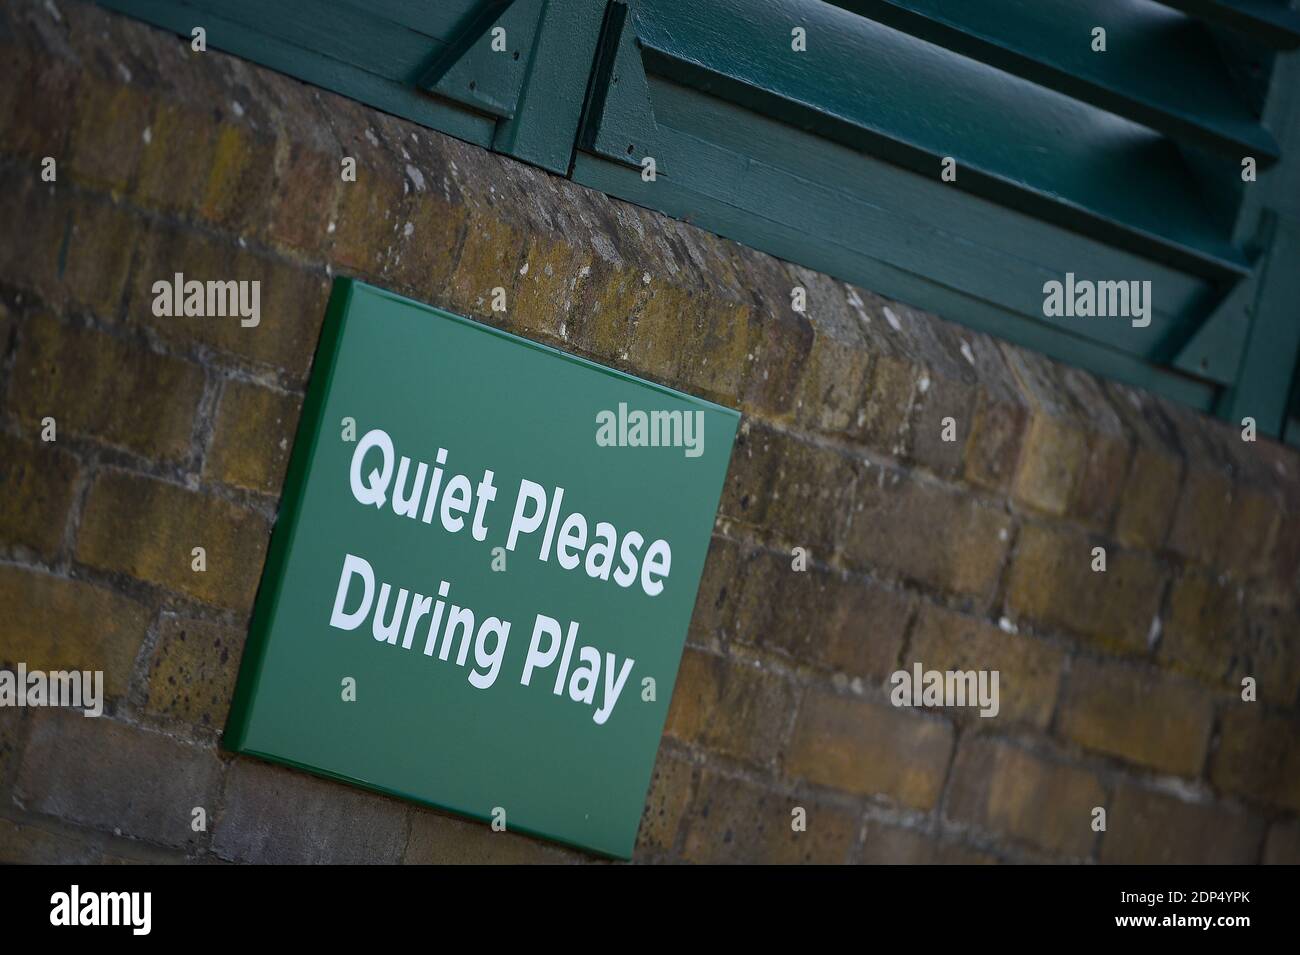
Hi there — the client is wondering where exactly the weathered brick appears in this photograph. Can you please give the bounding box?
[785,689,953,810]
[10,314,204,462]
[963,387,1027,493]
[0,710,24,797]
[732,550,908,678]
[100,838,190,865]
[143,614,244,732]
[623,282,697,386]
[945,736,1103,857]
[817,576,912,679]
[1114,444,1182,549]
[1004,522,1164,655]
[404,807,578,864]
[215,758,408,863]
[1167,467,1233,565]
[740,306,813,420]
[795,328,872,438]
[76,470,270,610]
[687,535,742,649]
[445,213,525,320]
[200,123,278,236]
[844,469,1011,601]
[267,141,343,257]
[857,353,917,455]
[60,197,139,316]
[1211,709,1300,812]
[331,154,410,277]
[1060,369,1131,531]
[1160,568,1246,686]
[16,710,222,848]
[1057,657,1213,776]
[0,565,148,698]
[134,98,219,217]
[681,770,857,864]
[664,650,794,766]
[1221,485,1282,580]
[0,816,102,864]
[1012,413,1089,515]
[1100,785,1262,864]
[68,79,150,194]
[634,750,694,856]
[718,421,777,530]
[205,380,302,494]
[764,433,860,552]
[861,823,996,864]
[1249,599,1300,707]
[130,221,330,383]
[4,56,77,160]
[1264,818,1300,864]
[571,260,649,366]
[0,432,79,559]
[679,295,754,409]
[0,172,67,305]
[1070,429,1130,531]
[908,369,974,479]
[907,603,1063,728]
[509,236,592,345]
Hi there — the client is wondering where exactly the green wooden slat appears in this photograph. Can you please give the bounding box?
[650,79,1207,315]
[645,80,1204,360]
[494,0,608,174]
[333,1,470,40]
[99,0,494,147]
[1152,0,1300,48]
[578,0,663,170]
[573,151,1219,411]
[420,0,543,120]
[1223,215,1300,433]
[633,0,1250,278]
[170,0,447,86]
[826,0,1278,162]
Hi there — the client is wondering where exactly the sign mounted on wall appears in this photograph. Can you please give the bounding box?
[224,279,738,858]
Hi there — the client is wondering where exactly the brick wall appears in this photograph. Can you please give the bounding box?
[0,0,1298,864]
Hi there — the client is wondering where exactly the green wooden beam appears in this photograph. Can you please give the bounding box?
[1221,214,1300,434]
[827,0,1279,163]
[577,1,663,172]
[1152,0,1300,48]
[633,0,1250,278]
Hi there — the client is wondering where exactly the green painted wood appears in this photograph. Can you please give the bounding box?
[649,111,1192,355]
[826,0,1278,162]
[1223,215,1300,433]
[648,77,1208,319]
[1153,0,1300,48]
[98,0,494,147]
[333,1,468,39]
[577,1,663,170]
[493,0,608,174]
[175,0,453,86]
[420,0,543,120]
[1170,274,1257,383]
[632,0,1250,278]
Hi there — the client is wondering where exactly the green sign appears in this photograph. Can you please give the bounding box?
[224,279,738,858]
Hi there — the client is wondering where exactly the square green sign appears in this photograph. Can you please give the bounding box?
[225,279,739,858]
